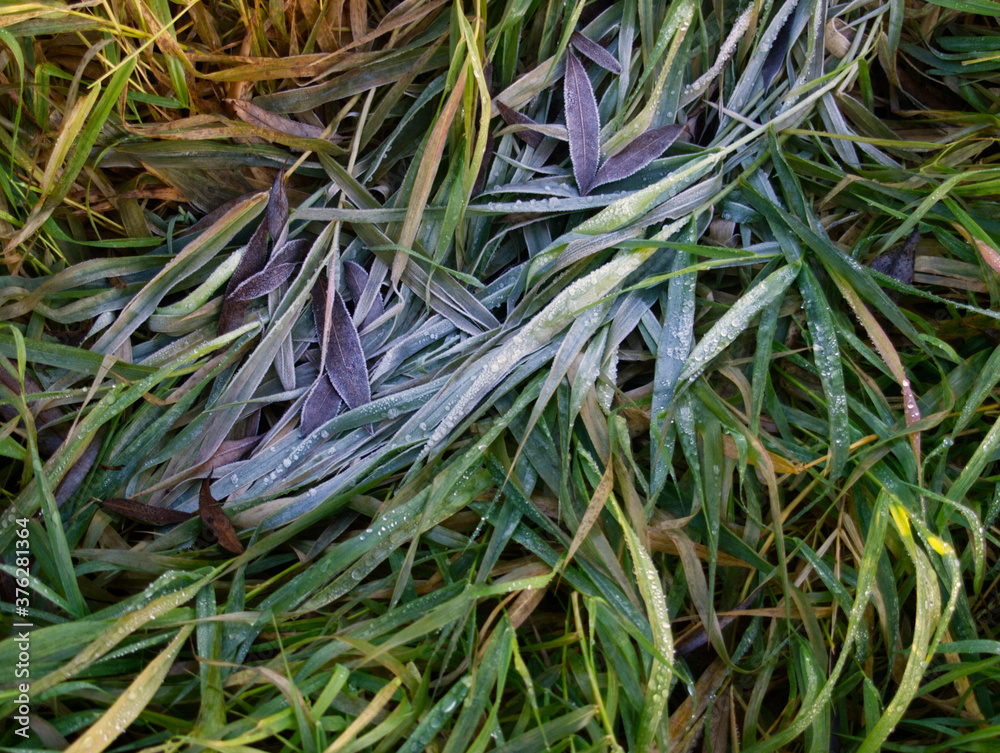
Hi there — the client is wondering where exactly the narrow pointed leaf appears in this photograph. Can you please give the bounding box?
[344,260,384,329]
[218,217,269,335]
[199,479,243,554]
[570,31,622,74]
[799,265,850,478]
[311,275,372,411]
[678,264,799,385]
[495,100,544,148]
[563,50,600,195]
[229,262,299,301]
[96,498,194,525]
[591,125,684,189]
[270,237,311,266]
[267,168,288,242]
[761,13,793,90]
[228,98,339,141]
[301,374,343,436]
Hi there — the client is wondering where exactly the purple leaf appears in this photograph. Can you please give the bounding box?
[225,239,310,302]
[218,216,268,335]
[229,263,299,301]
[311,274,371,411]
[301,374,342,436]
[343,260,385,330]
[268,168,288,242]
[495,100,543,148]
[591,125,684,190]
[564,50,601,195]
[270,237,310,266]
[570,31,622,75]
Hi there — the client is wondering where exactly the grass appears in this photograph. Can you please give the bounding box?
[2,0,1000,751]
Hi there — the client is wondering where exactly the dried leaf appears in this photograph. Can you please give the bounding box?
[228,98,339,141]
[301,374,343,436]
[563,50,601,195]
[495,100,543,148]
[199,479,243,554]
[761,14,793,90]
[869,229,917,300]
[591,125,683,190]
[311,274,372,411]
[97,498,194,525]
[569,31,621,75]
[953,222,1000,276]
[343,260,384,329]
[267,168,288,243]
[218,217,269,335]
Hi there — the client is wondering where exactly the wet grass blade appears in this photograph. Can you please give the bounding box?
[64,625,195,753]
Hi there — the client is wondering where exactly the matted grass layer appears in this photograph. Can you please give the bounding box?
[2,1,1000,752]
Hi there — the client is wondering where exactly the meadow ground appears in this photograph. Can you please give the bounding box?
[2,1,1000,751]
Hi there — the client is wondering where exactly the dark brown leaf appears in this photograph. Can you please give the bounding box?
[267,168,288,243]
[301,374,343,436]
[199,479,244,554]
[343,260,384,330]
[311,274,372,411]
[870,229,918,283]
[97,497,195,525]
[570,31,622,75]
[705,689,730,753]
[495,100,543,148]
[869,229,918,301]
[563,50,601,195]
[591,125,683,190]
[218,217,269,335]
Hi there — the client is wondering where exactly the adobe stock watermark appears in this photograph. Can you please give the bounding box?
[10,518,33,741]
